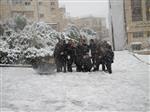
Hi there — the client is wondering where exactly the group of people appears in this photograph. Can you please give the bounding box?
[53,38,114,74]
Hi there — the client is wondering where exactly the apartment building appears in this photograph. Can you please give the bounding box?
[0,0,67,31]
[124,0,150,47]
[109,0,150,50]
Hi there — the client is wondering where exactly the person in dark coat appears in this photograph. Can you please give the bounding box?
[103,44,114,74]
[54,41,63,72]
[82,40,89,55]
[93,40,106,71]
[60,40,67,72]
[89,39,97,66]
[75,41,84,72]
[66,39,75,72]
[54,40,67,72]
[82,39,92,72]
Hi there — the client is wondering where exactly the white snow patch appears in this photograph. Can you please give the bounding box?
[1,51,150,111]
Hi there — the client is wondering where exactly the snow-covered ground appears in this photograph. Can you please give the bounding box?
[0,51,150,112]
[134,53,150,65]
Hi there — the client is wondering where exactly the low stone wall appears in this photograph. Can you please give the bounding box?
[134,50,150,55]
[0,64,32,67]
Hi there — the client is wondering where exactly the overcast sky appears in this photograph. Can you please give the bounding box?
[59,0,109,26]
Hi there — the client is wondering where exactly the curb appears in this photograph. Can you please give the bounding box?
[0,64,32,68]
[131,54,150,65]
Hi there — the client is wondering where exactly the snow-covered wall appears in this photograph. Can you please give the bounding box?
[109,0,127,51]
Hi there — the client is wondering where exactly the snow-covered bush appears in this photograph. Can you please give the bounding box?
[0,20,60,64]
[64,25,96,43]
[80,27,96,43]
[0,35,21,64]
[14,15,27,31]
[0,37,9,64]
[80,27,96,36]
[22,22,59,59]
[0,23,4,36]
[64,24,80,41]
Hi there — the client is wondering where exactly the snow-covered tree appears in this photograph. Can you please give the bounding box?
[0,19,22,64]
[0,33,22,64]
[0,23,4,36]
[20,22,60,64]
[64,25,97,44]
[0,19,60,64]
[80,27,96,43]
[14,15,27,31]
[64,24,80,41]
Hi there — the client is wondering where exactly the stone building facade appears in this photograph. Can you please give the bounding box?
[124,0,150,47]
[0,0,67,31]
[109,0,150,50]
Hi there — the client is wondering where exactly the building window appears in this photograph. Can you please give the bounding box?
[39,13,44,18]
[25,2,31,6]
[12,0,23,4]
[51,8,55,11]
[146,0,150,20]
[39,2,42,5]
[133,32,144,38]
[131,0,143,21]
[147,31,150,37]
[51,2,55,5]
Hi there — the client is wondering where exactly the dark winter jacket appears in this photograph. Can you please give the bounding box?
[74,44,84,66]
[66,44,75,57]
[82,44,89,55]
[66,43,75,65]
[104,48,114,64]
[75,44,84,56]
[54,42,67,64]
[89,43,97,55]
